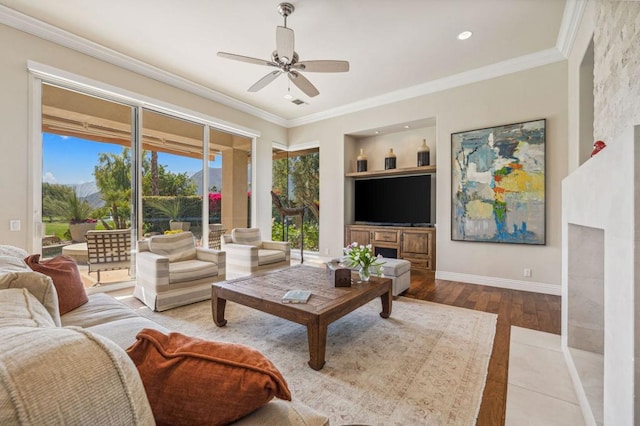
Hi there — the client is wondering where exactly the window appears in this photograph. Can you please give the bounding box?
[272,147,319,252]
[35,71,256,289]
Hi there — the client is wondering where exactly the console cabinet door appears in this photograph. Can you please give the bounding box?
[346,228,371,246]
[401,229,434,270]
[402,230,431,256]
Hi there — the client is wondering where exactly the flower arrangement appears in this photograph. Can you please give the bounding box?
[343,242,385,281]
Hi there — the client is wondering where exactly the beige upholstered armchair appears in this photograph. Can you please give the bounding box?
[221,228,290,274]
[134,231,225,311]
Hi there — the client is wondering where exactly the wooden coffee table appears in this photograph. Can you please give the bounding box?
[211,265,392,370]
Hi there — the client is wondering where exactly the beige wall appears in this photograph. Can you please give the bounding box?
[289,62,568,290]
[0,23,287,250]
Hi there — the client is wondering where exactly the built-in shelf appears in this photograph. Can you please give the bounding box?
[345,165,436,178]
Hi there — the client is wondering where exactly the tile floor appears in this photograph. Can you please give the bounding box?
[505,326,585,425]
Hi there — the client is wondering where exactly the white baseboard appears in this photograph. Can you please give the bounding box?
[435,270,561,295]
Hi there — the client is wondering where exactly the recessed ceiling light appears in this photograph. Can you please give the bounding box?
[374,131,380,134]
[404,125,410,129]
[457,31,473,41]
[283,93,294,100]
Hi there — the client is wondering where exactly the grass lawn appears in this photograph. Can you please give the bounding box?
[44,222,69,240]
[44,220,114,241]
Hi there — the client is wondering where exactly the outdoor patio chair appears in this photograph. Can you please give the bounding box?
[221,227,290,274]
[85,229,131,284]
[208,224,226,250]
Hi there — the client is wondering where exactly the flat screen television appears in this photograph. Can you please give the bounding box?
[354,175,431,226]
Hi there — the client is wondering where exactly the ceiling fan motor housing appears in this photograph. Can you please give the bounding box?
[277,3,295,19]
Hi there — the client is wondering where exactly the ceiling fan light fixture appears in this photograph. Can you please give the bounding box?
[457,31,473,40]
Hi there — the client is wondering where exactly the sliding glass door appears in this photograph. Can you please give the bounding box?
[38,81,254,289]
[41,83,134,286]
[140,109,205,242]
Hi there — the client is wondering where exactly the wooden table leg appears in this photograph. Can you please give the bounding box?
[306,318,327,370]
[380,288,392,319]
[211,291,228,327]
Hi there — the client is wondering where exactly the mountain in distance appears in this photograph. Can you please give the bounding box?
[64,167,223,210]
[190,167,222,195]
[72,181,104,209]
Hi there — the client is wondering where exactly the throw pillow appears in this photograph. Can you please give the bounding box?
[127,328,292,425]
[24,254,88,315]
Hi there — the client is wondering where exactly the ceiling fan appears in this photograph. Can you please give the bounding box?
[217,2,349,98]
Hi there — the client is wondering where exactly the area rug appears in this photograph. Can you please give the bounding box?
[120,294,496,425]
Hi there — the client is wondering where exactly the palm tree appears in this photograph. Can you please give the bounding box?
[94,149,132,229]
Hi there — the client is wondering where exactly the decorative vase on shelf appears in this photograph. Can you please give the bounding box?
[358,266,371,282]
[384,148,397,170]
[417,139,430,166]
[356,148,368,172]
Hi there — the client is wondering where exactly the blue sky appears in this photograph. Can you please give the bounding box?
[42,133,221,185]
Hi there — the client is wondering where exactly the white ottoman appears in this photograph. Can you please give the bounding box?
[340,257,411,297]
[377,258,411,297]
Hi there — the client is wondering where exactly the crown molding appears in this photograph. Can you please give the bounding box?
[436,271,561,296]
[0,5,288,127]
[287,47,565,128]
[556,0,588,58]
[2,4,570,130]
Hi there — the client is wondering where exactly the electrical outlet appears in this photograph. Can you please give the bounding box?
[9,220,20,231]
[523,268,532,277]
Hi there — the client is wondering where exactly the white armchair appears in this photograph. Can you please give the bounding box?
[221,228,290,274]
[134,231,225,311]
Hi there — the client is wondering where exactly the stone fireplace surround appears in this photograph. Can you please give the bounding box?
[562,124,639,425]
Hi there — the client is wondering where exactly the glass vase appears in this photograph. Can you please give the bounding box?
[358,266,371,282]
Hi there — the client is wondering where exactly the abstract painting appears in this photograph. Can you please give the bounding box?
[451,119,545,244]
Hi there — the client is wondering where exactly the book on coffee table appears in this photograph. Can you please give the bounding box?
[281,289,312,304]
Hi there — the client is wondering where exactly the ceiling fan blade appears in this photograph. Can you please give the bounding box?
[217,52,277,67]
[294,60,350,73]
[248,70,282,92]
[276,26,295,64]
[288,70,319,97]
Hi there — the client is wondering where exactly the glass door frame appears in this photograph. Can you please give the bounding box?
[271,140,320,256]
[28,61,260,260]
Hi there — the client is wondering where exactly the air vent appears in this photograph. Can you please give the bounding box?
[291,98,306,105]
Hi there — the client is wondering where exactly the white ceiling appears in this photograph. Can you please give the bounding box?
[1,0,569,125]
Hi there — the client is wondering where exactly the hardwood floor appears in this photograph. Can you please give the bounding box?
[403,270,561,426]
